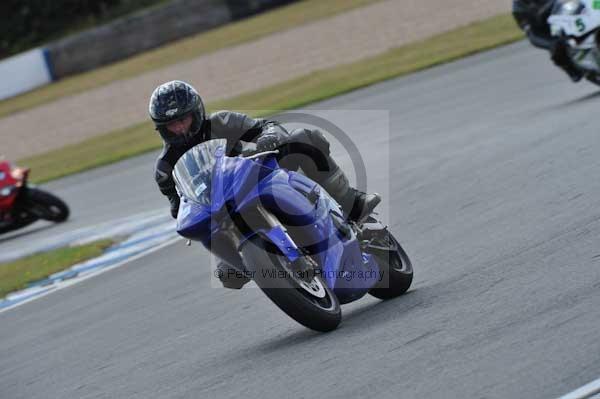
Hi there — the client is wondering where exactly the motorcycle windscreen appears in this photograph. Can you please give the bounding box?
[551,0,585,16]
[173,139,227,207]
[548,0,597,37]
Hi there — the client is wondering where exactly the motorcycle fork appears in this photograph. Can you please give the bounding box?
[234,202,310,268]
[206,201,287,272]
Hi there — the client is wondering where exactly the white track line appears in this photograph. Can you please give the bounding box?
[0,209,170,263]
[558,378,600,399]
[0,236,181,314]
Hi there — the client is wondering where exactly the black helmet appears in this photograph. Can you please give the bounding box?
[149,80,206,145]
[512,0,554,30]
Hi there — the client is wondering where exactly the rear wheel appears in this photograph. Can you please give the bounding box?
[241,236,341,332]
[25,188,70,222]
[368,231,413,300]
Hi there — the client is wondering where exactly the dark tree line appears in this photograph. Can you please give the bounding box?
[0,0,164,59]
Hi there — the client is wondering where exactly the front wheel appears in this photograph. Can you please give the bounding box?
[368,231,413,300]
[241,236,341,332]
[25,188,70,222]
[0,213,37,234]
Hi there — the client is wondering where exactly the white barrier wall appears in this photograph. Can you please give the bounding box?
[0,48,54,100]
[0,0,295,101]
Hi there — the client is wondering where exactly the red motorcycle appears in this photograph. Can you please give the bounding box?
[0,160,69,234]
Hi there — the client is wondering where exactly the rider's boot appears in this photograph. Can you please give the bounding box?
[217,261,251,289]
[551,39,583,82]
[318,163,381,224]
[560,63,584,82]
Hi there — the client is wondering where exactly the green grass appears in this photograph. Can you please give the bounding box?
[209,14,524,111]
[0,0,383,119]
[22,13,524,184]
[23,123,162,183]
[0,239,114,299]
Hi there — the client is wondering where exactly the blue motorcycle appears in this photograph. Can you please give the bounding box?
[174,139,413,332]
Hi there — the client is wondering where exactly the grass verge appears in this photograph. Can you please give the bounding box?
[0,239,114,299]
[0,0,383,118]
[21,13,524,184]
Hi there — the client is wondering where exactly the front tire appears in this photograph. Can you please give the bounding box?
[0,213,37,234]
[368,231,413,300]
[25,188,70,222]
[241,236,341,332]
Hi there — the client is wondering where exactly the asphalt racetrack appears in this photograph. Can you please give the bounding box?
[1,41,600,398]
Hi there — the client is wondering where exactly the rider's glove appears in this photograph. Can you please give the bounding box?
[256,132,282,152]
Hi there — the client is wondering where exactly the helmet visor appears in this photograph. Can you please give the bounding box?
[164,113,194,135]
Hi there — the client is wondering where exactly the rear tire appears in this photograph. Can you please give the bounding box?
[368,231,413,300]
[26,188,69,222]
[241,236,341,332]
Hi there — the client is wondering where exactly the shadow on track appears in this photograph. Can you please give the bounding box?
[229,289,427,358]
[548,89,600,111]
[0,223,53,244]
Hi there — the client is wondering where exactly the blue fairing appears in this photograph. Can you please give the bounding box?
[176,151,381,304]
[177,155,267,243]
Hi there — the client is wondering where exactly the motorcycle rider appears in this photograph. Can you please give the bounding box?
[513,0,583,81]
[149,80,381,288]
[0,159,14,225]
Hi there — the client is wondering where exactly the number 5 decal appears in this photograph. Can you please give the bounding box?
[576,18,586,32]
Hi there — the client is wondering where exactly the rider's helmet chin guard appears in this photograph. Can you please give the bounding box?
[149,80,206,146]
